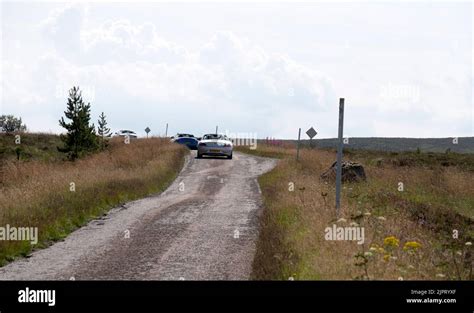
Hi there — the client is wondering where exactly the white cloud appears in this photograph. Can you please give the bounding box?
[3,4,337,137]
[81,20,190,65]
[39,4,84,58]
[1,2,472,138]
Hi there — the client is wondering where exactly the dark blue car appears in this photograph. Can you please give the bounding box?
[173,137,199,150]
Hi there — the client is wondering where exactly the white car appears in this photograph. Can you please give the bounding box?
[197,134,233,159]
[114,130,137,139]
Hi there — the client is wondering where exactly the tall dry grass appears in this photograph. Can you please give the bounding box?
[0,137,187,265]
[237,145,474,280]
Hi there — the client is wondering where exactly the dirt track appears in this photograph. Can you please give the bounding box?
[0,151,276,280]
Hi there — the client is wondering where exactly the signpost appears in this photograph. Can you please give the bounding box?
[145,127,151,138]
[296,128,301,161]
[306,127,317,148]
[165,123,168,137]
[335,98,345,216]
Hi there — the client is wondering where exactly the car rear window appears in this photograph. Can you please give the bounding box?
[203,134,223,140]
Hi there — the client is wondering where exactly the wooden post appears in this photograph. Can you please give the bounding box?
[165,123,168,137]
[335,98,345,216]
[296,128,301,161]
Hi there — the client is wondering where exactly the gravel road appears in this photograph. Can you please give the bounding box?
[0,151,276,280]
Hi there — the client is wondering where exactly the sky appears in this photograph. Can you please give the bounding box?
[1,0,472,139]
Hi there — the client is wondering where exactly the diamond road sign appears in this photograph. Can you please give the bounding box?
[306,127,317,139]
[145,127,151,134]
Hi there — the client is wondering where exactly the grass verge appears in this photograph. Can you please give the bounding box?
[0,135,187,266]
[238,144,474,280]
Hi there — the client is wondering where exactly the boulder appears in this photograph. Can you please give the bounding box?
[320,161,367,183]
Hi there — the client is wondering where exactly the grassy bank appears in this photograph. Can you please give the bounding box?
[0,132,63,163]
[0,134,187,265]
[236,145,474,280]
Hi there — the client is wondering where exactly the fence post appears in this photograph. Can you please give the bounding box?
[335,98,345,216]
[296,128,301,161]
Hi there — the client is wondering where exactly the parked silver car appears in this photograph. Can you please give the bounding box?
[197,134,233,159]
[114,130,137,139]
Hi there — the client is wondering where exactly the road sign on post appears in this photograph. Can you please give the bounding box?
[335,98,345,216]
[145,127,151,138]
[306,127,317,148]
[296,128,301,161]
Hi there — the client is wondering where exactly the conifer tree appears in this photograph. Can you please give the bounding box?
[58,86,98,160]
[97,112,111,150]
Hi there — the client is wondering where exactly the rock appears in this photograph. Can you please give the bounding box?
[320,161,367,183]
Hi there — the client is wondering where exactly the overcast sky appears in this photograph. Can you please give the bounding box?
[1,1,472,138]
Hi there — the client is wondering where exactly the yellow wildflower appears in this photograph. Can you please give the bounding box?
[383,236,400,247]
[403,241,422,251]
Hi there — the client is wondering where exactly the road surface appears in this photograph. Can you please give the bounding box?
[0,151,276,280]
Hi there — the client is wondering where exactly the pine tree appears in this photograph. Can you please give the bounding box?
[58,86,98,160]
[97,112,111,150]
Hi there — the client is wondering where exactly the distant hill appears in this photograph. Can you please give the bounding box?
[292,137,474,154]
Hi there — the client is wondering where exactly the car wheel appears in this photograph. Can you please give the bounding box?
[197,152,202,158]
[228,154,233,160]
